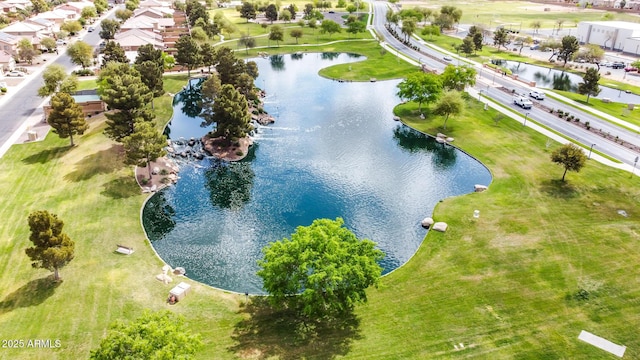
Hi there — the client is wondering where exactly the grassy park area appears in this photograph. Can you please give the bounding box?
[1,2,639,359]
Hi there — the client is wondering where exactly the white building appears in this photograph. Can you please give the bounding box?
[577,20,640,55]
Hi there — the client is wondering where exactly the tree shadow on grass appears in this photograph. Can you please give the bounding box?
[539,179,580,199]
[64,144,125,182]
[0,276,60,316]
[229,297,362,359]
[101,175,140,199]
[21,146,72,165]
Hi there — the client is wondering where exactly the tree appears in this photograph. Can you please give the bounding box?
[210,84,252,142]
[81,6,97,19]
[269,25,284,47]
[238,34,256,54]
[290,28,303,43]
[61,20,82,35]
[493,27,509,50]
[66,41,93,69]
[531,20,541,34]
[135,60,164,99]
[94,0,108,14]
[551,143,587,181]
[433,90,464,129]
[17,38,37,64]
[239,2,256,22]
[101,41,129,67]
[90,311,203,360]
[257,218,384,318]
[303,3,314,18]
[38,64,78,97]
[577,68,601,104]
[175,35,202,77]
[396,72,442,112]
[320,20,341,37]
[122,121,167,178]
[41,37,56,53]
[620,0,627,8]
[265,4,278,23]
[346,20,366,38]
[287,3,297,20]
[580,44,605,67]
[99,19,120,40]
[440,64,476,91]
[421,25,440,40]
[30,0,48,14]
[401,17,416,42]
[114,8,133,22]
[199,43,216,73]
[47,92,88,147]
[25,210,75,282]
[199,73,222,126]
[135,44,163,67]
[558,35,580,67]
[460,36,474,56]
[214,46,245,85]
[99,63,153,141]
[280,9,291,23]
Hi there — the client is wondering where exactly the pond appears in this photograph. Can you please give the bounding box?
[142,53,492,294]
[496,60,640,104]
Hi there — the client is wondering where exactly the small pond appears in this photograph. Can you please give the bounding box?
[495,60,640,104]
[143,53,492,294]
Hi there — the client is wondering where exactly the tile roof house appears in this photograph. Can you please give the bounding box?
[133,6,174,19]
[114,28,164,50]
[25,18,55,34]
[0,31,18,54]
[122,15,173,31]
[56,1,95,15]
[2,0,29,10]
[0,50,15,71]
[138,0,172,8]
[0,1,17,13]
[1,21,48,37]
[36,9,78,24]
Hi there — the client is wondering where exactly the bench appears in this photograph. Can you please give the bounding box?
[115,244,134,255]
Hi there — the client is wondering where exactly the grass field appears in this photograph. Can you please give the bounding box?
[1,2,640,359]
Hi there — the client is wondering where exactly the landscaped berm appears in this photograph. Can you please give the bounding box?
[202,135,253,162]
[1,64,640,358]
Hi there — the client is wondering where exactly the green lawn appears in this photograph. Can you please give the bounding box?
[2,17,640,359]
[553,89,640,130]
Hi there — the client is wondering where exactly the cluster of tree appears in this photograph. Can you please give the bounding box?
[197,46,259,145]
[238,2,299,24]
[257,218,384,319]
[185,0,219,40]
[396,65,475,129]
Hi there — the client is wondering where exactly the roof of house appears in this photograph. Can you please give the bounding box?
[134,7,174,17]
[36,9,77,20]
[3,0,29,5]
[115,28,164,42]
[62,1,95,10]
[1,21,45,33]
[0,32,18,43]
[26,17,54,27]
[116,33,164,48]
[139,0,172,8]
[121,16,156,30]
[0,50,13,62]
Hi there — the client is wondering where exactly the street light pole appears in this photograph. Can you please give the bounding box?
[478,89,484,101]
[633,156,639,176]
[588,143,595,159]
[523,112,529,126]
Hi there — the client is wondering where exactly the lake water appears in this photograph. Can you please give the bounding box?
[142,53,492,294]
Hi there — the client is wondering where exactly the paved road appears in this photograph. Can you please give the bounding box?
[371,0,640,166]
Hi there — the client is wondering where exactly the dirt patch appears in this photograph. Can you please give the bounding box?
[135,157,179,192]
[202,135,253,162]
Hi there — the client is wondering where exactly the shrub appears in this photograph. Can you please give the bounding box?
[72,69,95,76]
[585,121,591,130]
[140,178,149,185]
[549,108,554,113]
[160,169,169,175]
[235,150,244,156]
[0,87,7,93]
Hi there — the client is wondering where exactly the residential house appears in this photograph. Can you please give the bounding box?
[138,0,172,8]
[133,6,174,19]
[0,50,15,71]
[25,18,55,35]
[114,28,164,51]
[56,1,95,16]
[122,15,174,31]
[1,21,49,37]
[44,91,106,117]
[2,0,29,11]
[0,1,17,13]
[0,32,18,55]
[36,9,79,25]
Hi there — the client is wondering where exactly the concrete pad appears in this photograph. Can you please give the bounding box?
[578,330,626,357]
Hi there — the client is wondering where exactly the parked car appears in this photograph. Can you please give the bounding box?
[56,39,67,46]
[601,61,612,67]
[443,56,452,61]
[6,70,25,77]
[625,66,638,72]
[529,90,545,100]
[530,44,540,50]
[612,62,625,69]
[88,26,95,32]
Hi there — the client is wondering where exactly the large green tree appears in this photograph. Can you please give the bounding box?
[175,35,202,77]
[199,42,216,73]
[47,92,88,147]
[135,61,164,98]
[101,40,129,67]
[199,73,222,127]
[239,2,256,22]
[61,20,82,35]
[25,210,75,282]
[269,25,284,47]
[558,35,580,67]
[577,68,601,104]
[30,0,49,13]
[99,19,120,40]
[433,90,464,129]
[210,84,252,143]
[257,218,384,318]
[38,64,78,97]
[66,41,93,69]
[134,44,163,67]
[18,38,36,64]
[99,63,153,141]
[493,28,509,50]
[122,121,167,178]
[265,4,278,23]
[440,65,476,91]
[551,143,587,181]
[396,72,442,112]
[320,19,341,37]
[81,6,97,19]
[90,311,203,360]
[214,46,246,86]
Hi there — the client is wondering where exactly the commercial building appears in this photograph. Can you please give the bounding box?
[577,20,640,55]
